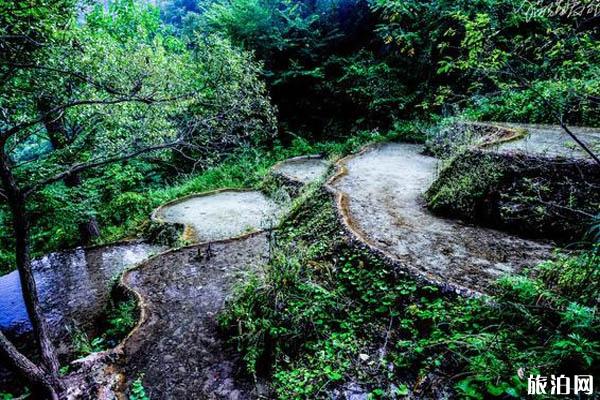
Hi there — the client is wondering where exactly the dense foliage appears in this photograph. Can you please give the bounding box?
[0,0,275,273]
[0,0,598,398]
[183,0,599,138]
[220,187,599,399]
[2,0,598,272]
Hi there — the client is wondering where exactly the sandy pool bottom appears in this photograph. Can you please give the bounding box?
[158,191,284,242]
[273,157,330,184]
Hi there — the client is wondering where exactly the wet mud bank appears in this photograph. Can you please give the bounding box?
[425,121,600,159]
[66,159,326,398]
[327,142,552,295]
[272,155,330,185]
[0,242,165,392]
[66,234,272,400]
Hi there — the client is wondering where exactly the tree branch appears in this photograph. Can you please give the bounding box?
[0,331,59,399]
[0,94,191,147]
[24,140,183,196]
[1,62,140,96]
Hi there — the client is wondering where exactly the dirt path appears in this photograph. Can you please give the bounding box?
[329,143,553,294]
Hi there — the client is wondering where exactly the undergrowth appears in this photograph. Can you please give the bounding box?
[70,298,138,360]
[220,186,599,399]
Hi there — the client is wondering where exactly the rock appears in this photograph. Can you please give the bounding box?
[344,383,369,400]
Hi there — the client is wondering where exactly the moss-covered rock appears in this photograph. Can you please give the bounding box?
[426,149,600,242]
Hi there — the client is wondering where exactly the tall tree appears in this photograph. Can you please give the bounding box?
[0,0,274,396]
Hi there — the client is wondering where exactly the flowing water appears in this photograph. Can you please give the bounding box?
[0,242,165,345]
[329,143,553,294]
[157,190,284,242]
[490,123,600,159]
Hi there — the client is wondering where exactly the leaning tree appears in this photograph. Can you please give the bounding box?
[0,0,274,397]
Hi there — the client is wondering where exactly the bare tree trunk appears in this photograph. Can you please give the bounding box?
[37,95,101,244]
[0,332,59,400]
[0,152,61,394]
[63,171,101,244]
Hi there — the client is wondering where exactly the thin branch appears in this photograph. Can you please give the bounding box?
[557,120,600,165]
[24,140,183,196]
[0,62,128,96]
[0,93,192,146]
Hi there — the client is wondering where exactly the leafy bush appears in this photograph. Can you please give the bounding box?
[535,246,599,307]
[464,79,600,127]
[71,329,106,359]
[129,376,150,400]
[220,187,599,399]
[104,299,138,344]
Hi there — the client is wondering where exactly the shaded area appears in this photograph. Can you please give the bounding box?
[425,122,600,241]
[330,143,552,293]
[426,149,599,242]
[157,191,283,242]
[272,156,330,184]
[0,242,164,346]
[112,233,270,399]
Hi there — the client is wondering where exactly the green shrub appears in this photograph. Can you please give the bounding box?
[71,329,106,358]
[220,186,599,399]
[105,300,138,342]
[129,376,150,400]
